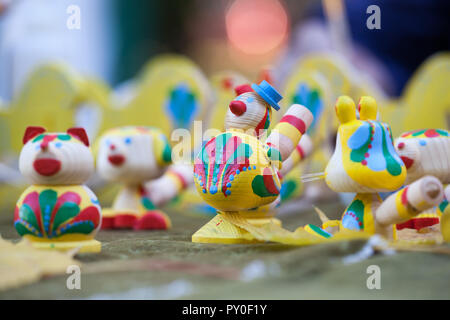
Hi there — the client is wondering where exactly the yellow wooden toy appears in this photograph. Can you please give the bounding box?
[306,96,445,240]
[192,81,313,243]
[14,126,102,252]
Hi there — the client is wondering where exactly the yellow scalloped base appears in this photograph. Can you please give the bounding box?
[23,236,101,253]
[192,214,273,244]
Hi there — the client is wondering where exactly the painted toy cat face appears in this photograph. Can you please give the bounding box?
[225,86,272,137]
[96,126,172,184]
[395,129,450,184]
[325,96,406,193]
[19,126,94,185]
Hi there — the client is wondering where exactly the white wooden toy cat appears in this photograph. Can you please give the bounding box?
[96,126,174,230]
[14,126,102,252]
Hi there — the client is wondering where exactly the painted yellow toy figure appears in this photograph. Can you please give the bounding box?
[14,126,102,252]
[192,81,314,243]
[307,96,445,240]
[96,126,174,230]
[394,129,450,239]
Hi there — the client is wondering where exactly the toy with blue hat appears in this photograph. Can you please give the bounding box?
[192,81,314,244]
[225,80,283,138]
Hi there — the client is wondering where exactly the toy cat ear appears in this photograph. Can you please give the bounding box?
[234,84,253,96]
[23,126,46,144]
[335,96,356,124]
[358,96,378,120]
[67,127,90,146]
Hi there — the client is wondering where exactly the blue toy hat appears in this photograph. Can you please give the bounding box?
[251,80,282,111]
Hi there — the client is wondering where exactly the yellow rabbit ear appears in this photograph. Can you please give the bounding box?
[358,96,378,120]
[335,95,356,124]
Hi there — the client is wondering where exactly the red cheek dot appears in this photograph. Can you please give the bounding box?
[397,142,405,150]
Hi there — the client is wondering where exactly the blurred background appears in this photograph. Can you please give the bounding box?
[1,0,449,102]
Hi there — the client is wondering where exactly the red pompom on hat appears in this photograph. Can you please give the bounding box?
[234,84,253,96]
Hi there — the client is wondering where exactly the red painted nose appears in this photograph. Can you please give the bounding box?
[229,100,246,116]
[40,141,49,150]
[110,144,116,151]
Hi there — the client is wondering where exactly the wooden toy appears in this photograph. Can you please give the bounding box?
[95,56,220,215]
[306,96,445,240]
[394,129,450,231]
[192,80,313,243]
[14,126,102,252]
[96,126,173,230]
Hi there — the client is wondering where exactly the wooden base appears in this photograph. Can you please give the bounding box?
[192,214,281,244]
[23,235,101,253]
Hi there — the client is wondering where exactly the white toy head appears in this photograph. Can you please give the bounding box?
[19,126,94,185]
[395,129,450,184]
[225,81,281,137]
[96,126,172,185]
